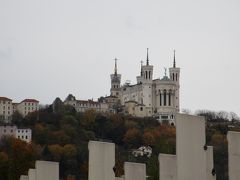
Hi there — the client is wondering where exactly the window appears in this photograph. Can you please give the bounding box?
[140,107,143,111]
[163,90,167,106]
[160,92,162,106]
[176,74,178,81]
[4,129,6,133]
[149,71,151,79]
[11,129,13,133]
[26,136,28,139]
[169,92,171,106]
[22,136,24,139]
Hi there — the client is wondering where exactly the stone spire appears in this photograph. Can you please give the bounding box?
[146,48,149,66]
[114,58,118,75]
[173,50,176,68]
[141,60,143,76]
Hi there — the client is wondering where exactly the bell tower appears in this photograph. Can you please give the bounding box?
[110,58,121,98]
[169,50,180,112]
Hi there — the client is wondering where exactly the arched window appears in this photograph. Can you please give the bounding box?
[160,92,162,106]
[169,91,171,106]
[173,73,175,81]
[163,90,167,106]
[145,71,148,79]
[149,71,151,79]
[176,74,178,81]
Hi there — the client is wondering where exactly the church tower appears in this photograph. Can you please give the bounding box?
[141,49,154,115]
[169,50,180,112]
[110,58,121,98]
[141,48,153,83]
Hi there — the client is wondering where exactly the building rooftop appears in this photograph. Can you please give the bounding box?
[0,97,12,101]
[21,99,39,103]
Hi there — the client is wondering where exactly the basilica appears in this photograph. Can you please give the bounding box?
[109,49,180,124]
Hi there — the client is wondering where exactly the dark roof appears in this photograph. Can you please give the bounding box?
[21,99,39,103]
[0,97,12,101]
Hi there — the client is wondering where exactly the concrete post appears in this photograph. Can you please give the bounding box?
[124,162,146,180]
[206,146,216,180]
[227,131,240,180]
[88,141,115,180]
[159,154,177,180]
[176,114,207,180]
[35,161,59,180]
[28,169,36,180]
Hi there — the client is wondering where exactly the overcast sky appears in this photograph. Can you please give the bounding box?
[1,0,240,114]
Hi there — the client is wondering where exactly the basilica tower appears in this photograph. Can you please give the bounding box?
[169,50,180,112]
[110,58,121,98]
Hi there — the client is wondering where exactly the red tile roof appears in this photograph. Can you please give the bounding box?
[0,97,12,101]
[21,99,39,103]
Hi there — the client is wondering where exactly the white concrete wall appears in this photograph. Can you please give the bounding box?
[35,161,59,180]
[115,177,124,180]
[227,131,240,180]
[20,175,29,180]
[124,162,146,180]
[176,114,206,180]
[88,141,115,180]
[159,154,177,180]
[28,169,36,180]
[206,146,216,180]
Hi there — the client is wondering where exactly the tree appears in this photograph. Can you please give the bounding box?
[123,128,142,148]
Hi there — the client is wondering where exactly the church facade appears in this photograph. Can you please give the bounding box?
[110,49,180,124]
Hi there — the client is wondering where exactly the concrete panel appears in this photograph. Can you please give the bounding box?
[124,162,146,180]
[176,114,206,180]
[88,141,115,180]
[20,175,29,180]
[35,161,59,180]
[28,169,36,180]
[206,146,216,180]
[227,131,240,180]
[115,177,124,180]
[159,154,176,180]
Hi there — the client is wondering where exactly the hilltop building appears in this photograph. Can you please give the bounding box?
[64,94,108,113]
[0,97,39,123]
[109,49,180,124]
[0,125,32,143]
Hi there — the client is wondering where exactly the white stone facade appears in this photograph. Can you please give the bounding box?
[110,50,180,122]
[15,128,32,143]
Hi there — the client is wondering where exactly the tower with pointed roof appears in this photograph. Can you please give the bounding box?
[110,58,121,98]
[169,50,180,112]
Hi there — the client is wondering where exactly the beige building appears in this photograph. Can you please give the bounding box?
[0,97,13,123]
[16,99,39,117]
[109,50,180,123]
[64,94,109,113]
